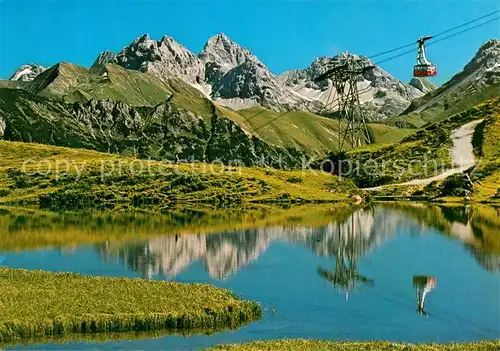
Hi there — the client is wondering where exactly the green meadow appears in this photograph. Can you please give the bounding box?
[0,268,262,344]
[207,339,500,351]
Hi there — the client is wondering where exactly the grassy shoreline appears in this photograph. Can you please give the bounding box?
[207,339,500,351]
[0,268,262,344]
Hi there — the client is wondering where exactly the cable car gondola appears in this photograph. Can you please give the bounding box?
[413,36,438,77]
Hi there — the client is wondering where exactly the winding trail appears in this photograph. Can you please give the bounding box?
[364,119,484,191]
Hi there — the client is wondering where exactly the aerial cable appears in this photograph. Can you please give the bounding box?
[253,111,290,132]
[373,15,499,66]
[431,9,500,38]
[367,9,500,61]
[368,42,416,60]
[250,10,499,134]
[374,47,416,66]
[428,16,500,48]
[243,108,268,124]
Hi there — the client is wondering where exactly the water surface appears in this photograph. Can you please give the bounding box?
[1,204,499,349]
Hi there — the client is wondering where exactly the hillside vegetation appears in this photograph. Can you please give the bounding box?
[0,141,356,212]
[323,97,500,188]
[233,107,413,153]
[468,101,500,203]
[389,40,500,129]
[386,83,500,129]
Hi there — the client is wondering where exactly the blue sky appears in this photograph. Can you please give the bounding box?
[1,1,499,85]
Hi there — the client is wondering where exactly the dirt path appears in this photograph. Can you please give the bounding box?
[364,119,484,191]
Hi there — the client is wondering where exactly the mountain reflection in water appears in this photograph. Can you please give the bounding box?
[96,204,500,282]
[1,203,499,347]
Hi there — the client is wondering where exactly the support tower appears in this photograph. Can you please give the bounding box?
[315,54,374,152]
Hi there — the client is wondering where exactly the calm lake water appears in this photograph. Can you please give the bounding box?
[1,203,499,350]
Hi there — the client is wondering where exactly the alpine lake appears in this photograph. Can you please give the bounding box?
[1,203,499,349]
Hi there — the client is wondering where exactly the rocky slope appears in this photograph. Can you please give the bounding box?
[199,34,319,111]
[94,33,319,112]
[280,53,425,120]
[199,33,257,74]
[0,88,308,168]
[9,64,46,81]
[409,77,436,94]
[1,61,366,158]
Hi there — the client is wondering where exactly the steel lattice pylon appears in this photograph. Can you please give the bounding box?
[316,54,374,152]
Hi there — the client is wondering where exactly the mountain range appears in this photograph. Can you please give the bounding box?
[0,34,498,167]
[9,33,430,118]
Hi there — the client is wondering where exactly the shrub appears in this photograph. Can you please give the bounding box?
[286,176,303,184]
[495,188,500,199]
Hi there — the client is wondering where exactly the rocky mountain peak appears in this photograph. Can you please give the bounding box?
[9,64,46,81]
[199,33,259,72]
[136,33,152,42]
[90,33,432,116]
[429,38,500,97]
[93,50,117,67]
[93,34,205,85]
[463,39,500,75]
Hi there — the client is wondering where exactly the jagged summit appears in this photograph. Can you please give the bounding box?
[92,32,316,111]
[94,33,205,85]
[9,64,46,82]
[210,58,317,111]
[459,39,500,83]
[86,35,498,117]
[199,33,259,72]
[93,50,117,67]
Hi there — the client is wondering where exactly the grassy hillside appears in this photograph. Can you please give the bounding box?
[0,87,314,167]
[5,62,217,123]
[388,82,500,129]
[236,107,341,155]
[366,122,417,144]
[0,140,356,212]
[0,80,31,90]
[468,102,500,203]
[327,97,500,188]
[230,106,413,155]
[29,62,172,107]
